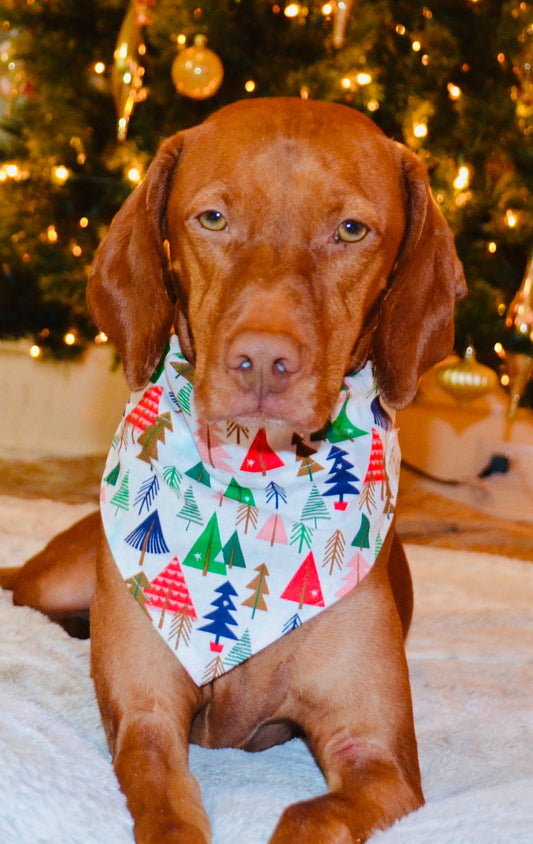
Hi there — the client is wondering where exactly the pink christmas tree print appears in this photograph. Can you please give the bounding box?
[240,428,284,475]
[281,552,325,610]
[335,552,371,598]
[256,513,288,547]
[195,420,232,471]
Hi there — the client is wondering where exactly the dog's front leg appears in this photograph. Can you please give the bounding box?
[91,538,210,844]
[268,567,424,843]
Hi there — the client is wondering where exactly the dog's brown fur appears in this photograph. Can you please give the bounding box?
[5,99,465,842]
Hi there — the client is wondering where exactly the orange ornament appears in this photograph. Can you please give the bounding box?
[171,35,223,100]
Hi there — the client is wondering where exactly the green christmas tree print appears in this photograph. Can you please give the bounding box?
[222,531,246,570]
[223,478,256,506]
[185,462,212,487]
[177,486,203,530]
[352,514,371,549]
[110,470,130,515]
[314,390,368,444]
[300,484,331,528]
[289,521,314,554]
[182,512,225,576]
[224,628,253,669]
[104,461,120,486]
[162,465,183,495]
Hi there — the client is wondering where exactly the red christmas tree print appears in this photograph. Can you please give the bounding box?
[124,385,164,437]
[281,552,325,610]
[144,557,197,628]
[240,428,284,476]
[359,429,391,514]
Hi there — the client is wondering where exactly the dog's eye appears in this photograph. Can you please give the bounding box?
[335,220,368,243]
[198,210,227,231]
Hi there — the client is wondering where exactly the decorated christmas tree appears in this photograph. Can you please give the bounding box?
[1,1,531,402]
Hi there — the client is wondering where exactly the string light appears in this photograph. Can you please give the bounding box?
[505,209,518,228]
[64,332,76,346]
[79,217,89,228]
[52,165,69,184]
[30,345,41,359]
[284,3,300,18]
[447,82,462,100]
[413,122,427,138]
[127,167,141,183]
[321,3,333,13]
[244,79,256,93]
[488,241,497,253]
[95,332,108,344]
[356,72,372,85]
[47,225,58,243]
[94,62,105,74]
[453,165,470,190]
[412,40,422,52]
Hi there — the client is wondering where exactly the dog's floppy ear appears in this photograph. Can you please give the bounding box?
[371,144,467,409]
[87,134,183,391]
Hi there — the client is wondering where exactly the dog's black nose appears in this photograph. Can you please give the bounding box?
[225,331,302,396]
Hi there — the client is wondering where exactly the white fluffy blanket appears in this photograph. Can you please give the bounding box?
[0,496,532,844]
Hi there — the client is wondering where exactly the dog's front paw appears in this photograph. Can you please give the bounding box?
[134,818,211,844]
[269,795,360,844]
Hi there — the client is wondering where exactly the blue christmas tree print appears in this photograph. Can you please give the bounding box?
[370,396,393,430]
[125,510,169,567]
[323,445,360,511]
[265,480,287,509]
[198,581,240,653]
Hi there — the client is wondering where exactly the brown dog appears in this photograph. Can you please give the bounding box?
[8,98,465,843]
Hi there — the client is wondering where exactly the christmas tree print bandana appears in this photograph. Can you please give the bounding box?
[100,335,400,686]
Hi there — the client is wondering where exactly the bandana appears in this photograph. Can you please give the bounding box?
[100,335,400,686]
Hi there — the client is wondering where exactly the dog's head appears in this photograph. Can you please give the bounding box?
[88,98,466,432]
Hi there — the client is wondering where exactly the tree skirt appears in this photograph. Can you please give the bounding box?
[0,496,532,844]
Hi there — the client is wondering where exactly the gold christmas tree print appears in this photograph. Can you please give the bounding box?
[136,411,173,465]
[242,564,270,618]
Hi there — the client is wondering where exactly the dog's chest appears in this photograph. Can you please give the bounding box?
[100,335,400,686]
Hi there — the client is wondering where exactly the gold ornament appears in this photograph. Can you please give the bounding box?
[437,344,498,405]
[111,0,153,141]
[503,255,533,418]
[332,0,354,49]
[171,35,224,100]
